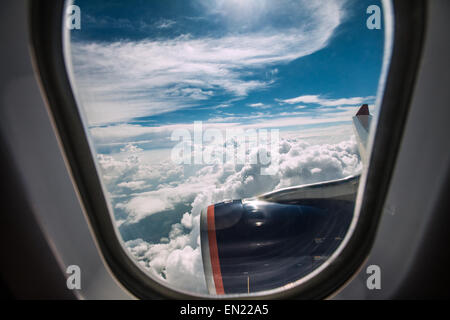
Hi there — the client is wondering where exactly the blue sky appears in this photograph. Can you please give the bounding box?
[69,0,384,153]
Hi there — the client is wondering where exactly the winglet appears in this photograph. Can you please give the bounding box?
[356,104,369,116]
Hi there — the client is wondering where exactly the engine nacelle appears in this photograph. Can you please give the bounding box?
[200,197,354,295]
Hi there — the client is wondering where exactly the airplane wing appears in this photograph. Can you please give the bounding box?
[200,105,370,295]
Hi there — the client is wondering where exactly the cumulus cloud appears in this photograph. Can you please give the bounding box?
[97,134,361,294]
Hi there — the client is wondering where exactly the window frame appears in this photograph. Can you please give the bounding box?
[28,0,426,299]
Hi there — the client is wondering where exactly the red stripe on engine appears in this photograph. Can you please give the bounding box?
[207,205,225,295]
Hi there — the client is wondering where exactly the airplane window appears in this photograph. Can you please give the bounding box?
[63,0,391,296]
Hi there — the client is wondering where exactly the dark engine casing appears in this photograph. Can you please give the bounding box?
[200,198,354,295]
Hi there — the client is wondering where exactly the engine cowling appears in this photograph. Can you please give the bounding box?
[200,197,354,295]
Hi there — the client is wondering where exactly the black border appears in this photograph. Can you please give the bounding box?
[28,0,426,299]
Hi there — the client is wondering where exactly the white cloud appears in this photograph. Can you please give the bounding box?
[97,133,361,294]
[89,104,365,148]
[117,180,146,190]
[279,94,375,106]
[248,103,271,109]
[69,0,346,125]
[155,19,176,29]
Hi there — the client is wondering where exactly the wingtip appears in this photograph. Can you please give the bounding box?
[356,104,370,116]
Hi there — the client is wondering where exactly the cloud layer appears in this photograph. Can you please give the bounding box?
[97,135,361,294]
[279,94,374,106]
